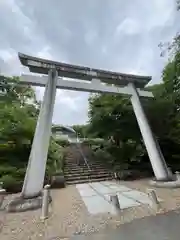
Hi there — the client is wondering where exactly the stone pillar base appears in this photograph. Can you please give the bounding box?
[6,194,52,213]
[149,175,180,188]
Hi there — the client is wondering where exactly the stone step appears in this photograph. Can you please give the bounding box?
[65,154,93,158]
[65,162,108,166]
[64,164,109,169]
[64,172,91,178]
[65,173,112,182]
[65,158,78,161]
[65,163,109,167]
[66,176,114,185]
[64,169,110,173]
[64,163,81,167]
[64,171,112,178]
[66,156,85,159]
[65,164,107,168]
[64,168,110,174]
[66,157,94,161]
[64,166,108,170]
[64,169,110,174]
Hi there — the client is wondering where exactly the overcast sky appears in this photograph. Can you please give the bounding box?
[0,0,179,125]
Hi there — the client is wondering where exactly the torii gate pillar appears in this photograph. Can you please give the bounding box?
[22,69,57,198]
[129,83,169,180]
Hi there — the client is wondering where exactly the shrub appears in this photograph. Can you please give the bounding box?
[0,166,17,177]
[0,175,22,193]
[13,168,26,179]
[0,166,25,179]
[55,139,70,147]
[47,138,66,175]
[82,138,105,145]
[94,148,113,163]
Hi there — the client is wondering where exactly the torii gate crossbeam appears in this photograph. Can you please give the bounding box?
[18,53,169,198]
[20,74,153,97]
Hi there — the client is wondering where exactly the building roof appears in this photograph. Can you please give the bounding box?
[18,52,151,88]
[52,125,76,134]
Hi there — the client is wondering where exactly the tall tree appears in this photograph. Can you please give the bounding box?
[0,75,37,106]
[0,76,39,165]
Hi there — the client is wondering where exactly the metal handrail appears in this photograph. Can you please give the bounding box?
[75,137,91,171]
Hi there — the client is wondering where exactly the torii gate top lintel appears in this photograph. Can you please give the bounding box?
[18,52,151,88]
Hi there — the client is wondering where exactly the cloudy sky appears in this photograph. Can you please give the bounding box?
[0,0,179,125]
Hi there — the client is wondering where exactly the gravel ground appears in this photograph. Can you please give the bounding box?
[1,180,180,239]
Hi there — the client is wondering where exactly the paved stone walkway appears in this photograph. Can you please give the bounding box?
[76,181,161,215]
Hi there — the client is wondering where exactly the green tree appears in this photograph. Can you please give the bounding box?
[72,124,89,138]
[88,94,140,143]
[0,75,37,106]
[0,75,65,192]
[88,80,180,170]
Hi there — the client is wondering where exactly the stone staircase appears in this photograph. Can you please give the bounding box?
[64,144,114,185]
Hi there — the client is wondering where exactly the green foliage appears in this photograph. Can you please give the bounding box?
[0,75,66,192]
[71,124,89,138]
[82,138,106,145]
[88,94,140,142]
[55,138,70,147]
[0,166,25,179]
[47,138,66,173]
[93,148,113,163]
[0,175,23,193]
[0,75,37,106]
[87,30,180,173]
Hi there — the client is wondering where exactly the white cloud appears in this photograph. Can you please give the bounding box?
[36,46,53,59]
[55,90,79,111]
[148,0,176,28]
[84,29,97,45]
[115,18,141,35]
[0,49,14,62]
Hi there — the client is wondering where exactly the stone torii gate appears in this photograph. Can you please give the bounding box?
[18,52,170,199]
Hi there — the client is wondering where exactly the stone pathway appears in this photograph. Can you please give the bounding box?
[1,179,180,239]
[76,181,162,215]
